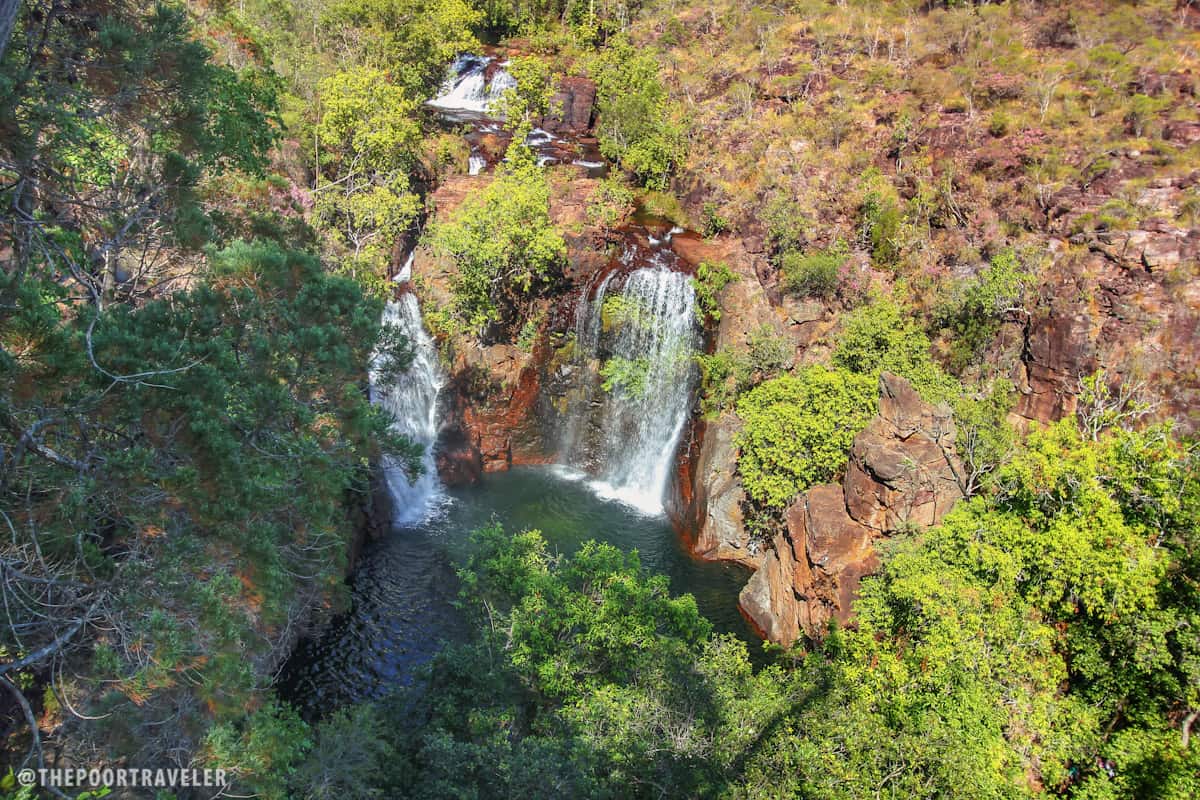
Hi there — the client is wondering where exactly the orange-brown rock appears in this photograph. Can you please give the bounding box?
[542,76,596,134]
[738,374,964,645]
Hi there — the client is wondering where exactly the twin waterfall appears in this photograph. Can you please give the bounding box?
[370,56,701,522]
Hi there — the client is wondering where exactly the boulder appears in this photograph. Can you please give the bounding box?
[543,76,596,134]
[737,374,965,643]
[689,416,756,565]
[738,535,801,645]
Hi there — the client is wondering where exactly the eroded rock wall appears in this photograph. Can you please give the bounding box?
[739,374,964,645]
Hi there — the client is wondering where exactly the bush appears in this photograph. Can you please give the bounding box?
[586,177,635,228]
[736,365,877,509]
[600,355,651,398]
[832,298,959,402]
[702,201,731,236]
[858,173,903,268]
[427,152,566,338]
[591,37,687,190]
[695,348,746,416]
[762,193,810,256]
[745,323,794,377]
[936,249,1029,371]
[691,260,738,324]
[780,241,849,298]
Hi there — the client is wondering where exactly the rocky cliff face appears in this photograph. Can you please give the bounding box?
[739,374,964,645]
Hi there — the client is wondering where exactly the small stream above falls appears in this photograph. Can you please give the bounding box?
[278,57,754,718]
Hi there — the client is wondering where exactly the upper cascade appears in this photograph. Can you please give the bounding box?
[427,54,514,116]
[370,292,446,525]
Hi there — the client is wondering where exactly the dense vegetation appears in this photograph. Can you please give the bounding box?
[3,0,1199,798]
[291,410,1198,799]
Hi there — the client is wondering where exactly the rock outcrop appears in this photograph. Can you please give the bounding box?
[543,76,596,134]
[739,373,964,645]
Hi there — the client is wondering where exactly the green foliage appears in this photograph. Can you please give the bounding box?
[318,0,481,97]
[744,323,794,378]
[288,705,394,800]
[690,260,738,324]
[859,173,904,268]
[590,37,687,190]
[428,156,566,338]
[761,192,810,256]
[205,702,312,800]
[701,201,731,236]
[493,55,557,125]
[586,177,636,227]
[314,67,422,286]
[375,524,745,798]
[695,348,745,417]
[832,297,959,401]
[599,355,651,398]
[780,240,849,299]
[736,366,877,508]
[936,249,1030,371]
[287,410,1200,799]
[951,378,1017,495]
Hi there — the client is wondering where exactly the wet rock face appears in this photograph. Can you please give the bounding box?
[738,374,965,646]
[543,76,596,134]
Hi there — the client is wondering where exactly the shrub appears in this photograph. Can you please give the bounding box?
[936,249,1029,371]
[427,152,566,338]
[702,201,732,236]
[832,298,959,401]
[591,37,687,190]
[761,193,810,255]
[780,241,849,299]
[859,176,903,268]
[736,365,877,509]
[745,323,794,378]
[586,177,635,228]
[695,348,746,416]
[600,355,652,398]
[691,260,738,324]
[988,110,1011,137]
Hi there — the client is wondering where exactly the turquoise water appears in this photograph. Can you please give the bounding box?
[279,466,755,716]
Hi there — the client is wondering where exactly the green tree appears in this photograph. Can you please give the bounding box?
[427,153,566,338]
[314,67,423,286]
[832,297,959,401]
[590,36,687,190]
[318,0,481,97]
[736,365,877,509]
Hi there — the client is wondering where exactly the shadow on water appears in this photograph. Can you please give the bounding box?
[278,466,757,719]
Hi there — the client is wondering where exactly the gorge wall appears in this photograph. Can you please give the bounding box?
[409,57,1200,648]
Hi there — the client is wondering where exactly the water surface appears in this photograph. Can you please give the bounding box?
[279,466,756,717]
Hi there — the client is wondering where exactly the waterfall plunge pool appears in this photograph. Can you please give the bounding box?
[278,465,757,719]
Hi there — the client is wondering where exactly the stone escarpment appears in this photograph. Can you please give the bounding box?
[738,373,964,645]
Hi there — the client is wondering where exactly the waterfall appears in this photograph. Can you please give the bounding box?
[468,153,486,176]
[562,260,700,514]
[428,54,514,116]
[370,293,445,525]
[393,251,414,283]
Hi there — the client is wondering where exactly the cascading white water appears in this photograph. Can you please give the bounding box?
[428,54,514,115]
[467,153,486,176]
[370,293,445,525]
[563,260,700,514]
[393,251,414,283]
[591,266,699,513]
